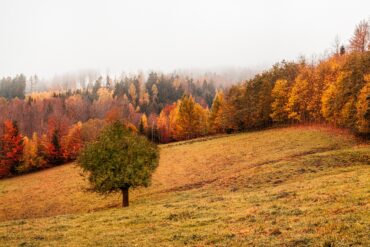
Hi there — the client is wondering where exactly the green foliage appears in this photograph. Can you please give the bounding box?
[78,121,159,193]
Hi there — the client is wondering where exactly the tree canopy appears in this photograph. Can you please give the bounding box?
[78,121,159,207]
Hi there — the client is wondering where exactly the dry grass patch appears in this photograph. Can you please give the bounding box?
[0,126,369,246]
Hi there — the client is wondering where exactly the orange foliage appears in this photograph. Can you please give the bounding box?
[157,103,176,143]
[45,116,68,165]
[0,120,24,177]
[105,107,123,123]
[62,122,83,161]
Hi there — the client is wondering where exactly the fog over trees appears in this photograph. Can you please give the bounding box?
[0,9,369,179]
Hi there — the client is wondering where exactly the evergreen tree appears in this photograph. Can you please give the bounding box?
[47,129,64,165]
[0,74,26,99]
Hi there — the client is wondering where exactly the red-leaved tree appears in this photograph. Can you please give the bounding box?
[0,120,24,177]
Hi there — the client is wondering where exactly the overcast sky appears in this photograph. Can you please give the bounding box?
[0,0,369,78]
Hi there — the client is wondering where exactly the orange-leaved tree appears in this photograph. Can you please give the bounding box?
[0,120,24,177]
[157,103,176,143]
[20,133,47,173]
[62,122,83,161]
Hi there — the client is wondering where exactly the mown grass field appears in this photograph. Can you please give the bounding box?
[0,126,369,246]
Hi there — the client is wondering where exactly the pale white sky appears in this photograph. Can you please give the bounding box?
[0,0,369,78]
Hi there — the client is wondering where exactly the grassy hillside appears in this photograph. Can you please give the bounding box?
[0,126,369,246]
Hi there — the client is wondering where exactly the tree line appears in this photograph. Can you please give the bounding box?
[155,20,370,141]
[0,72,216,177]
[0,74,26,99]
[0,19,369,178]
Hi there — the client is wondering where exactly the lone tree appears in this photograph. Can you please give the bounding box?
[350,19,369,53]
[78,121,159,207]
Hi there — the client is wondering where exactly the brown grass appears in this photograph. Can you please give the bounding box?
[0,126,369,246]
[0,126,365,221]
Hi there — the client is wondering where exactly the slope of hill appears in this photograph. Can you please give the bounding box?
[0,126,369,246]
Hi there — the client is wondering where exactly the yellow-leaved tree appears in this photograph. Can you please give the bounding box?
[286,74,311,122]
[172,95,208,140]
[356,74,370,133]
[139,114,148,134]
[270,79,289,123]
[20,133,46,173]
[209,90,225,133]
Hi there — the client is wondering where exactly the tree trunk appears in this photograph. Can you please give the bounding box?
[121,187,129,207]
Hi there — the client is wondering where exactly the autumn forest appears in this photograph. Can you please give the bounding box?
[0,20,369,178]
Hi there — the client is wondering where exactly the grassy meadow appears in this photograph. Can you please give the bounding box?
[0,126,369,246]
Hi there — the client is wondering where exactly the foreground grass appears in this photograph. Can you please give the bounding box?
[0,126,369,246]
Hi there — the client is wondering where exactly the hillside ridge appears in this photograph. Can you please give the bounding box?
[0,126,369,246]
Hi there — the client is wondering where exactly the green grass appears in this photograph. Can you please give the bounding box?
[0,126,369,246]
